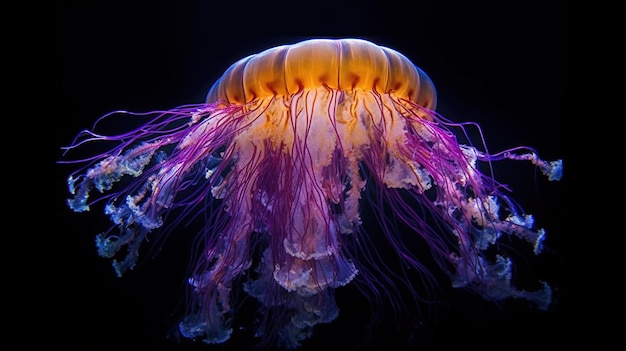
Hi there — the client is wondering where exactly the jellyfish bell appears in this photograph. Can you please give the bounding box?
[206,38,437,108]
[60,38,562,348]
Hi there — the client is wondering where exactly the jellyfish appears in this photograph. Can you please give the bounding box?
[60,38,562,348]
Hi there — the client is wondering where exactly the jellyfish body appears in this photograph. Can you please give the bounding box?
[62,39,562,348]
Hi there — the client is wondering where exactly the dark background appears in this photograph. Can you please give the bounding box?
[50,1,575,350]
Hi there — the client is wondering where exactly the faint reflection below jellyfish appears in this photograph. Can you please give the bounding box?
[60,38,562,348]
